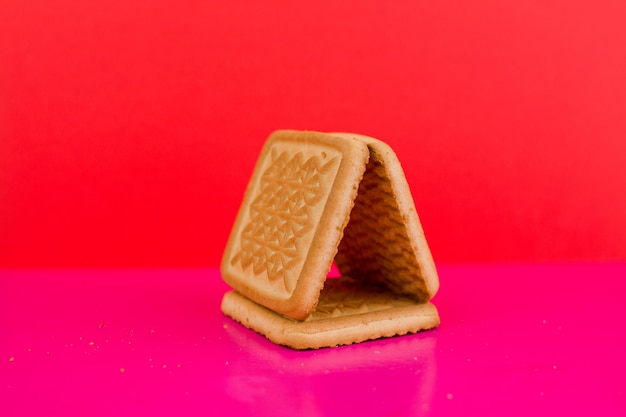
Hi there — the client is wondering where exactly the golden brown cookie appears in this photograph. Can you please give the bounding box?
[220,130,439,349]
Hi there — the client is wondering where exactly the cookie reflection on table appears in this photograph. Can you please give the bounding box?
[222,316,438,416]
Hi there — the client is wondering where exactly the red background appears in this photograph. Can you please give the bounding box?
[1,1,625,268]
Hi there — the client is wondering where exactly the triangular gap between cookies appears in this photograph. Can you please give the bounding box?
[315,133,439,311]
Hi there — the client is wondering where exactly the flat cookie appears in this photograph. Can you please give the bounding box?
[220,130,440,349]
[221,276,439,350]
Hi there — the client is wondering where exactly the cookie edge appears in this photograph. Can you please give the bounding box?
[221,290,440,350]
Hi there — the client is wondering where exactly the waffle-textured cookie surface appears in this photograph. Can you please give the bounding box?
[334,134,439,302]
[221,131,369,320]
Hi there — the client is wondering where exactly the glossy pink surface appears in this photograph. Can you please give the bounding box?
[2,264,625,416]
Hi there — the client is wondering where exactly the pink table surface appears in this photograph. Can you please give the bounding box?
[1,264,625,416]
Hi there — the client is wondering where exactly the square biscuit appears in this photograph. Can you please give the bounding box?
[332,133,439,303]
[221,130,370,320]
[221,277,439,350]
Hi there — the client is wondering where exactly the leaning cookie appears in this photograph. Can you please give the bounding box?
[220,130,439,349]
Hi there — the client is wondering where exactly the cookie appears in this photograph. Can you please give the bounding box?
[220,130,440,349]
[221,130,370,320]
[221,276,439,350]
[332,133,439,303]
